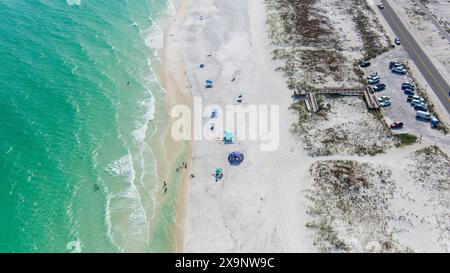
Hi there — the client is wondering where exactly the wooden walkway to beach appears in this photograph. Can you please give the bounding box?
[305,93,319,112]
[296,87,365,97]
[297,86,379,112]
[363,86,380,110]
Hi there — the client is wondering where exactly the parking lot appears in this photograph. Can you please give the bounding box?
[361,47,448,144]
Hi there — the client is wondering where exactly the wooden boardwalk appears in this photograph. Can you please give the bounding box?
[295,87,365,97]
[296,86,379,111]
[363,87,380,110]
[306,93,319,112]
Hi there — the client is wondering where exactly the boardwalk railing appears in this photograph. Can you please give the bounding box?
[295,86,379,111]
[363,86,380,110]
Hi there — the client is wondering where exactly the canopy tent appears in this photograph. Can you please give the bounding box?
[223,131,234,143]
[228,151,244,165]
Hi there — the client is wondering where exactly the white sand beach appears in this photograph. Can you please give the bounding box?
[174,0,315,252]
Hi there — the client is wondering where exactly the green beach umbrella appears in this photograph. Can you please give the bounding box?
[215,168,223,175]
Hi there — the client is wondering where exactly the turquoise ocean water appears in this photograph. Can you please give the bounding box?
[0,0,183,252]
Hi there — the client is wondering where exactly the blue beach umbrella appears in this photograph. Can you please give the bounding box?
[228,151,244,165]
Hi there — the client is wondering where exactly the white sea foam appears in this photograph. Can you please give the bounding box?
[105,153,136,183]
[66,239,82,253]
[146,59,159,83]
[132,94,156,142]
[66,0,81,6]
[105,152,149,251]
[166,0,176,17]
[105,192,125,252]
[144,22,164,50]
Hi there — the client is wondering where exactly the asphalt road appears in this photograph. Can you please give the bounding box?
[413,0,450,43]
[380,0,450,116]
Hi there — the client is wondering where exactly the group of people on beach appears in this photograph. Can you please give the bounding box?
[162,162,188,195]
[162,181,168,195]
[176,161,188,172]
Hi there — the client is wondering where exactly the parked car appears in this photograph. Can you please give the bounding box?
[411,95,425,103]
[367,72,379,80]
[407,95,414,102]
[414,104,428,111]
[401,85,415,91]
[360,60,371,67]
[390,122,404,129]
[416,110,432,120]
[378,4,384,9]
[380,100,391,107]
[389,61,404,69]
[368,77,380,85]
[379,95,391,101]
[402,81,415,89]
[395,38,401,45]
[372,83,386,92]
[431,117,440,128]
[404,89,415,95]
[411,100,424,107]
[391,66,407,74]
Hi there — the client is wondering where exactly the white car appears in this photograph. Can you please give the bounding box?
[391,66,407,74]
[378,96,391,102]
[416,110,431,120]
[380,100,391,107]
[411,95,425,103]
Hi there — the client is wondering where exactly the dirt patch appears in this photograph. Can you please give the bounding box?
[266,0,390,89]
[291,97,394,156]
[407,146,450,247]
[307,160,410,252]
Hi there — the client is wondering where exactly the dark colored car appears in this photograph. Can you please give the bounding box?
[403,87,415,92]
[404,89,415,95]
[390,122,404,129]
[395,38,401,45]
[402,81,414,87]
[360,60,371,67]
[401,85,415,91]
[372,83,386,92]
[407,95,414,102]
[414,104,427,111]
